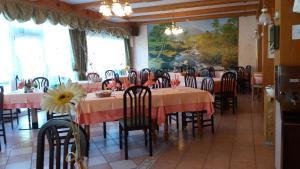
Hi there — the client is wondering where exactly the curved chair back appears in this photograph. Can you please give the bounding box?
[128,69,138,85]
[208,67,215,78]
[36,119,89,169]
[105,70,116,79]
[87,72,100,81]
[153,76,171,89]
[184,75,197,89]
[187,67,196,76]
[201,77,214,94]
[102,79,123,91]
[199,68,210,77]
[123,86,152,129]
[140,68,151,85]
[221,72,237,97]
[32,77,49,89]
[155,69,164,79]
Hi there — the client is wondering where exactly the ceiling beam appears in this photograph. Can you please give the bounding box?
[74,0,161,10]
[133,0,258,14]
[137,11,256,25]
[129,4,258,20]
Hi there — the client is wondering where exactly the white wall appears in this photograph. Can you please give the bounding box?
[132,25,148,70]
[133,16,258,70]
[238,16,258,70]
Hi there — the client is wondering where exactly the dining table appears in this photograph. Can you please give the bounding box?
[169,72,222,93]
[77,86,215,140]
[3,90,44,129]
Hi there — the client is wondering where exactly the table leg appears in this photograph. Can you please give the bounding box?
[84,125,90,140]
[31,108,39,129]
[196,112,203,136]
[164,115,169,141]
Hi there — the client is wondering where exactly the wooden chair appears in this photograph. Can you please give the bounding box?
[86,72,100,81]
[128,69,138,85]
[245,65,252,91]
[101,78,123,138]
[153,76,171,89]
[36,119,89,169]
[140,68,151,85]
[0,86,7,151]
[215,72,237,115]
[252,72,263,100]
[32,77,49,90]
[200,77,215,134]
[199,68,210,77]
[119,86,153,159]
[105,70,116,79]
[236,67,247,93]
[208,66,216,78]
[182,74,197,133]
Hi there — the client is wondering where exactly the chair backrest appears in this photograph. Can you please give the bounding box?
[0,86,3,122]
[245,65,252,80]
[128,69,138,85]
[199,68,210,77]
[153,76,171,89]
[208,67,216,78]
[102,79,123,91]
[184,74,197,88]
[187,67,196,75]
[162,71,171,81]
[36,119,89,169]
[155,69,164,79]
[237,66,246,80]
[32,77,49,89]
[220,72,237,97]
[140,68,151,85]
[86,72,100,81]
[105,70,116,79]
[201,77,214,94]
[123,86,152,129]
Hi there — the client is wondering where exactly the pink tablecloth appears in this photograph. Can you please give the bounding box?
[77,87,214,125]
[3,92,44,109]
[78,81,102,93]
[252,72,263,85]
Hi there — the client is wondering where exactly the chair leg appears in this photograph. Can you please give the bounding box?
[211,115,215,134]
[168,115,171,125]
[220,98,224,115]
[27,108,31,129]
[149,128,153,156]
[103,122,107,139]
[176,113,179,130]
[119,124,123,149]
[125,130,128,160]
[144,129,148,146]
[16,109,19,125]
[2,123,6,144]
[10,109,13,130]
[192,113,195,137]
[182,113,186,129]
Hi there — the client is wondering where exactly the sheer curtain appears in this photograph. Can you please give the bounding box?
[86,33,127,78]
[0,15,75,92]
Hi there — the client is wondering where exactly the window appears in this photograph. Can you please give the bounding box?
[0,15,75,92]
[86,33,127,78]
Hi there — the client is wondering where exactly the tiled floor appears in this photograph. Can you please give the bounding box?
[0,94,275,169]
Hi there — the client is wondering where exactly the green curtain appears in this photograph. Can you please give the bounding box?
[124,38,132,67]
[0,0,130,38]
[69,29,88,80]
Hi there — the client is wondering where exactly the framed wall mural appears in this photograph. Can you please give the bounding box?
[147,18,239,70]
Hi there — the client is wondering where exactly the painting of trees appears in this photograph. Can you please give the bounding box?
[147,18,238,70]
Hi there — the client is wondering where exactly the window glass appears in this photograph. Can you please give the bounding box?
[0,15,75,92]
[86,33,126,78]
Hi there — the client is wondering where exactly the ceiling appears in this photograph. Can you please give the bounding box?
[28,0,259,25]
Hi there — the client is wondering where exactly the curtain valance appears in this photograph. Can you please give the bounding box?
[0,0,130,38]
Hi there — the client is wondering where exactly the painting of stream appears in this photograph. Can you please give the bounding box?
[147,18,238,71]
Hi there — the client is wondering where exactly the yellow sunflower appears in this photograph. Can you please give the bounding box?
[41,81,86,115]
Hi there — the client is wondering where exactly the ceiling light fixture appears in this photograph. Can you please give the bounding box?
[258,8,272,26]
[99,0,133,17]
[164,22,184,35]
